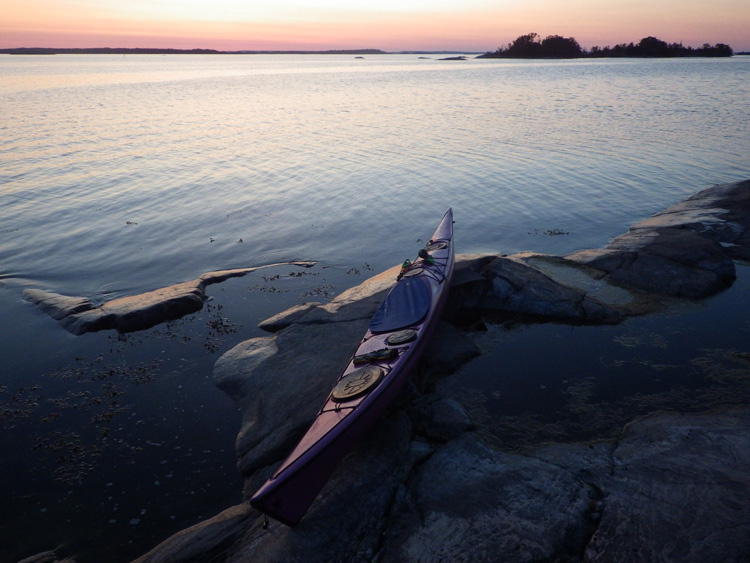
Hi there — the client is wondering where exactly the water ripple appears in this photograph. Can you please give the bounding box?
[1,55,748,295]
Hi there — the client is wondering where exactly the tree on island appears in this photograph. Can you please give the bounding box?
[589,37,734,58]
[482,33,582,58]
[479,33,733,59]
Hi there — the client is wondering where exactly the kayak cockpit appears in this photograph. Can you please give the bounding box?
[369,277,431,333]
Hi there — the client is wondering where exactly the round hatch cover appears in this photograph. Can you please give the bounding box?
[402,267,425,278]
[386,329,418,345]
[426,241,448,251]
[332,365,384,402]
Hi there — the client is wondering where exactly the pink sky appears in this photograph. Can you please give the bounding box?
[2,0,749,52]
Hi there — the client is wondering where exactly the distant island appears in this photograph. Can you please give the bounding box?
[479,34,734,59]
[0,39,738,58]
[0,47,388,55]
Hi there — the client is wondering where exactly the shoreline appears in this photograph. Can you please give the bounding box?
[2,47,743,57]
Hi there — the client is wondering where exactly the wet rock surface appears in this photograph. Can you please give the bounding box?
[23,262,316,335]
[567,179,750,298]
[128,180,750,562]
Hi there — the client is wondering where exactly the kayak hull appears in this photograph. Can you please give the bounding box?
[250,209,455,526]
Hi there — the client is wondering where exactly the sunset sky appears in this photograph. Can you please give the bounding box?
[2,0,749,52]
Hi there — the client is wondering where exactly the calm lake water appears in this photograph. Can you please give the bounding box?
[1,54,749,561]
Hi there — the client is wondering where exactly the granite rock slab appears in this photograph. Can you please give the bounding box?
[136,408,750,563]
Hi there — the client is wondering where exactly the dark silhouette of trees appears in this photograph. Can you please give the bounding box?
[638,36,670,56]
[481,33,582,58]
[541,35,584,58]
[587,37,733,58]
[509,33,542,57]
[479,33,733,59]
[698,43,734,57]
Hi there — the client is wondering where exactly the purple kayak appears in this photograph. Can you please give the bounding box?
[250,209,455,526]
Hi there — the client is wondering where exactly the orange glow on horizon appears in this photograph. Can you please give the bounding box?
[2,0,749,52]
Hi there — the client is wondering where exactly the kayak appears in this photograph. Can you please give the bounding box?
[250,209,455,526]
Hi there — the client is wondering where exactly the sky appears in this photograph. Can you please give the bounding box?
[2,0,749,52]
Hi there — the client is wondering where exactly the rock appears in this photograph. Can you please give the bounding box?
[450,254,625,323]
[22,261,315,335]
[441,257,493,322]
[569,228,736,298]
[215,294,384,477]
[419,396,475,442]
[568,180,750,298]
[380,409,750,562]
[381,432,598,562]
[639,179,750,257]
[133,503,255,563]
[139,408,750,563]
[318,263,401,314]
[67,279,206,334]
[258,302,320,333]
[218,412,413,563]
[583,410,750,562]
[23,289,94,320]
[520,253,642,310]
[408,393,473,442]
[213,336,279,401]
[212,272,485,482]
[17,549,76,563]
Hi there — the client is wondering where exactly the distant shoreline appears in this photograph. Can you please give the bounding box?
[0,47,390,55]
[1,46,745,57]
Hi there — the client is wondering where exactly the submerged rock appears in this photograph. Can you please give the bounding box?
[22,290,95,321]
[257,302,321,333]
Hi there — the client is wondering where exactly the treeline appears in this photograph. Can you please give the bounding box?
[589,37,733,58]
[479,33,734,59]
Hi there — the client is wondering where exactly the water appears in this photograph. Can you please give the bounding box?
[2,55,748,295]
[1,54,749,561]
